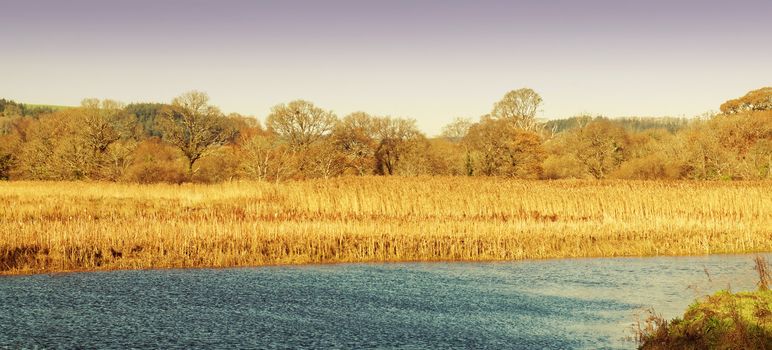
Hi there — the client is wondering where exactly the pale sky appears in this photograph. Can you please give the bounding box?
[1,0,770,135]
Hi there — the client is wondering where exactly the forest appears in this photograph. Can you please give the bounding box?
[0,87,770,183]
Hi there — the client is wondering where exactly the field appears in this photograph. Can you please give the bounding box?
[1,178,771,275]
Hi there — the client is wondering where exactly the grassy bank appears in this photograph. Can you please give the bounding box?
[637,257,772,349]
[1,178,771,275]
[638,289,772,349]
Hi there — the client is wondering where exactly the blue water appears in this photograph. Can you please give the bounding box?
[0,254,766,349]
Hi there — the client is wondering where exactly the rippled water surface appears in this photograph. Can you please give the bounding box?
[0,254,766,349]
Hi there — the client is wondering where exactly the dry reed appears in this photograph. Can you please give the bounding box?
[1,177,770,275]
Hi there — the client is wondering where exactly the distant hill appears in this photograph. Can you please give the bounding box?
[4,97,694,136]
[1,98,174,137]
[544,116,692,134]
[125,102,168,137]
[24,103,73,111]
[0,99,73,117]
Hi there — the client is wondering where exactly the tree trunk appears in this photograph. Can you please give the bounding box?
[187,158,195,181]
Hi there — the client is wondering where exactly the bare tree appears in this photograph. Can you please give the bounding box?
[305,138,346,179]
[332,113,426,176]
[373,117,424,175]
[266,100,337,150]
[333,112,379,175]
[156,91,235,178]
[77,99,137,179]
[491,88,543,132]
[11,101,136,180]
[15,112,74,180]
[463,116,545,178]
[440,117,472,142]
[241,133,296,183]
[568,118,630,179]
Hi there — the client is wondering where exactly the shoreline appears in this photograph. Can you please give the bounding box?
[4,250,772,278]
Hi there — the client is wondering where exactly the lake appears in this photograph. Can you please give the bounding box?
[0,254,766,349]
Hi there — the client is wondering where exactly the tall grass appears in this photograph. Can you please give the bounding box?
[1,177,770,274]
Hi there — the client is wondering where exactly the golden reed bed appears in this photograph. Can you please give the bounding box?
[1,177,770,275]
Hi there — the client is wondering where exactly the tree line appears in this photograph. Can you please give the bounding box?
[0,87,770,182]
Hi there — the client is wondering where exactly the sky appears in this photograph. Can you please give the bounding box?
[1,0,771,135]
